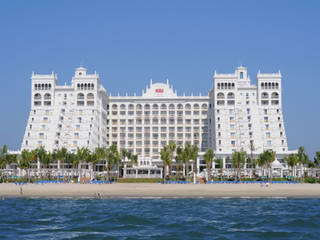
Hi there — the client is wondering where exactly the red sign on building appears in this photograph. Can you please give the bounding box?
[155,88,164,93]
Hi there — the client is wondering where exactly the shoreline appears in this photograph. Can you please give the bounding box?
[1,183,320,199]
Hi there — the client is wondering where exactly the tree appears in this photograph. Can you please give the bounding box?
[75,147,90,180]
[314,152,320,167]
[191,145,199,180]
[203,148,214,181]
[105,144,120,180]
[285,154,298,179]
[183,143,192,182]
[20,149,32,181]
[297,146,308,182]
[216,158,223,181]
[259,150,276,182]
[175,146,184,179]
[168,141,176,176]
[94,147,106,174]
[160,145,170,183]
[57,147,68,170]
[120,149,129,178]
[232,150,246,181]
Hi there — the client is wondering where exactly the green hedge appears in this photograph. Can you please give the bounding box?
[116,178,163,183]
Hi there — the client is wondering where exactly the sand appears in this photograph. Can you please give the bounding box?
[1,183,320,198]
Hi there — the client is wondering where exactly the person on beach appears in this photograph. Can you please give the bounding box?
[19,187,23,196]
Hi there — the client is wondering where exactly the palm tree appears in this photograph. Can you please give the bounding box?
[120,149,129,178]
[160,145,170,183]
[285,154,298,179]
[297,146,308,183]
[258,150,276,183]
[216,157,223,181]
[232,150,246,181]
[314,152,320,167]
[183,143,192,182]
[191,145,199,181]
[105,144,120,180]
[75,147,90,181]
[94,147,106,176]
[21,149,33,181]
[168,141,176,176]
[56,147,68,171]
[203,148,214,181]
[129,153,138,167]
[175,146,184,180]
[0,145,9,179]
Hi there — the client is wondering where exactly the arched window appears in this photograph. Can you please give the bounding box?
[144,104,150,110]
[227,92,235,99]
[152,104,159,110]
[268,82,271,89]
[136,104,142,110]
[271,92,279,98]
[87,93,94,106]
[44,93,51,100]
[34,93,41,100]
[112,104,118,110]
[41,83,45,90]
[161,104,167,110]
[84,83,88,90]
[120,104,126,110]
[87,93,94,100]
[77,84,80,89]
[217,92,225,99]
[276,83,279,89]
[77,93,84,99]
[45,83,48,90]
[91,84,94,90]
[185,104,191,110]
[201,104,208,109]
[128,104,134,110]
[261,83,264,89]
[77,93,85,106]
[177,104,183,110]
[193,104,199,109]
[169,104,175,110]
[217,83,220,89]
[261,92,269,99]
[48,84,51,90]
[232,83,235,89]
[228,83,231,89]
[34,84,37,90]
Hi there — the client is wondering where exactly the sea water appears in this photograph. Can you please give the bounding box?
[0,198,320,239]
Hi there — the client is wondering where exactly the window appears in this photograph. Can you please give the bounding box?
[240,72,243,79]
[264,109,268,115]
[266,132,271,138]
[267,140,272,146]
[231,140,236,147]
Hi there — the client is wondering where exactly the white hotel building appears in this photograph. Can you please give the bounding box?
[21,66,293,168]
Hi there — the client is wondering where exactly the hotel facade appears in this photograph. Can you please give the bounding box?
[21,66,293,168]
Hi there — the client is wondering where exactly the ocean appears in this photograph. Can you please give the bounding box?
[0,198,319,239]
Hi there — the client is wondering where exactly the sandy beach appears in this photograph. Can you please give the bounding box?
[1,183,320,198]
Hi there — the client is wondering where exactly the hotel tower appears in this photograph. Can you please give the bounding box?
[21,66,291,163]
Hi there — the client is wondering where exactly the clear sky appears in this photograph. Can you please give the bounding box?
[0,1,319,157]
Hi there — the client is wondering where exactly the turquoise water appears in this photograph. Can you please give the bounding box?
[0,198,320,239]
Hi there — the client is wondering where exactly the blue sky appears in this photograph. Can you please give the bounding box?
[0,1,319,157]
